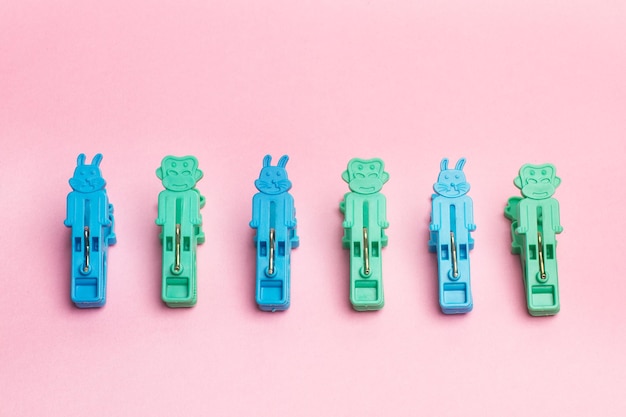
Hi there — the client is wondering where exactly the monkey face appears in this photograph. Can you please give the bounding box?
[515,163,561,200]
[342,158,389,195]
[157,156,203,191]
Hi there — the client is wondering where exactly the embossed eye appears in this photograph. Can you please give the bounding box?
[455,175,460,179]
[541,169,547,175]
[183,162,189,167]
[167,170,178,176]
[91,170,96,175]
[530,170,535,175]
[277,172,281,176]
[171,162,177,168]
[358,165,364,170]
[527,178,537,184]
[370,165,375,170]
[444,175,449,179]
[266,172,270,176]
[182,170,191,176]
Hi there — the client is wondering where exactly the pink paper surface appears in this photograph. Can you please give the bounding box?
[1,1,625,415]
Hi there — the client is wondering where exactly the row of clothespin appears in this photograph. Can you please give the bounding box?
[64,154,563,317]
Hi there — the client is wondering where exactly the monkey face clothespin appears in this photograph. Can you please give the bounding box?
[504,163,563,316]
[250,155,299,312]
[340,158,389,311]
[156,156,205,308]
[428,158,476,314]
[64,154,117,308]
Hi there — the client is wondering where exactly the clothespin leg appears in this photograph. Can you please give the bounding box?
[162,220,198,307]
[349,224,384,311]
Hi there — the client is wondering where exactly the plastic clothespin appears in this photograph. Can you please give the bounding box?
[428,158,476,314]
[250,155,299,311]
[340,158,389,311]
[156,155,205,308]
[64,154,117,308]
[504,163,563,316]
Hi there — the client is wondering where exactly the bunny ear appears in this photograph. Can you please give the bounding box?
[77,154,86,166]
[455,158,466,171]
[263,155,272,167]
[277,155,289,168]
[92,153,103,167]
[440,158,449,171]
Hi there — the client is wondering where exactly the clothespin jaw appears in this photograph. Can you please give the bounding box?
[64,153,117,308]
[250,155,299,312]
[505,163,563,316]
[340,158,389,311]
[428,158,475,314]
[156,155,205,308]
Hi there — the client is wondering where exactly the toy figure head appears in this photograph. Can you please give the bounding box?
[69,154,106,193]
[156,156,203,191]
[514,163,560,200]
[433,158,470,197]
[342,158,389,195]
[254,155,292,195]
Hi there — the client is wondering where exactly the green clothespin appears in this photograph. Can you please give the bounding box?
[340,158,389,311]
[504,163,563,316]
[156,156,206,308]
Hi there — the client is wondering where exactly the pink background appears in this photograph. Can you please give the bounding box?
[1,1,625,415]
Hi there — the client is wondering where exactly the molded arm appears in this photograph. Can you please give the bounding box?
[551,200,563,233]
[342,194,354,228]
[189,192,201,225]
[250,194,261,228]
[377,194,389,228]
[465,198,476,231]
[98,193,111,226]
[284,194,296,228]
[516,202,529,234]
[64,193,75,227]
[156,192,167,226]
[430,198,441,231]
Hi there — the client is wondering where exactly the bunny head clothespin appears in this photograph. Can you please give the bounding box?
[64,153,117,308]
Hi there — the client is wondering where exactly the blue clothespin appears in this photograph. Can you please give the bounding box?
[156,155,205,308]
[64,154,117,308]
[428,158,475,314]
[250,155,299,311]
